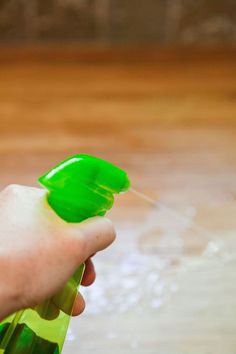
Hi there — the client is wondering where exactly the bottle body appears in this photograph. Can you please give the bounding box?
[0,309,67,354]
[0,264,85,354]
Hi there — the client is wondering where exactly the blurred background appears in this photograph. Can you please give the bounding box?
[0,1,236,354]
[0,0,236,44]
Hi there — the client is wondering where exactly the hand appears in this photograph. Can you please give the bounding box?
[0,185,115,321]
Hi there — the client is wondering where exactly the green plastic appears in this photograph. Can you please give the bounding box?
[0,154,130,354]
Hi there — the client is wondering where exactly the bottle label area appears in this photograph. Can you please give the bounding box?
[0,323,59,354]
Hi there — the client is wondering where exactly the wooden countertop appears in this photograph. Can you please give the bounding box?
[0,46,236,353]
[0,46,235,200]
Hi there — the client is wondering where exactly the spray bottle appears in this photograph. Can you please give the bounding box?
[0,154,130,354]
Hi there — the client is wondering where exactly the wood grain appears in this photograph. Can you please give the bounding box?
[0,47,236,353]
[0,47,235,200]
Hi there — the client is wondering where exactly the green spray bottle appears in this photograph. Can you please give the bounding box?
[0,154,130,354]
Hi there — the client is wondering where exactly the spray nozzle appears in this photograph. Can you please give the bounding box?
[38,154,130,222]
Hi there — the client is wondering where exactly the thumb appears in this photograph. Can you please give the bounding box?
[70,216,116,261]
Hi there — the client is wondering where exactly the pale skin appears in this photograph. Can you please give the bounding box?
[0,184,116,321]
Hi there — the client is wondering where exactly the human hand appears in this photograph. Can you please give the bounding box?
[0,185,115,321]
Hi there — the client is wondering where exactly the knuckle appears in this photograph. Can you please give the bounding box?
[3,184,21,197]
[3,184,21,196]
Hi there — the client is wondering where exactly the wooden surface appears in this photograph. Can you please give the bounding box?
[0,46,236,200]
[0,46,236,353]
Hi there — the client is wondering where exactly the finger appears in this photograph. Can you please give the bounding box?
[35,300,60,321]
[81,258,96,286]
[71,216,116,261]
[52,279,78,315]
[72,293,85,316]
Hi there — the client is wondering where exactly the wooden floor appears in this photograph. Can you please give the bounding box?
[0,46,236,353]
